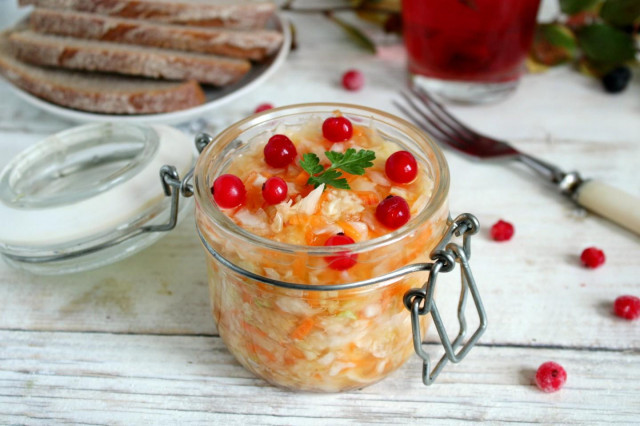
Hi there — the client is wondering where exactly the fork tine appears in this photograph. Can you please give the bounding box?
[412,88,480,139]
[398,92,471,150]
[392,100,466,150]
[410,88,477,143]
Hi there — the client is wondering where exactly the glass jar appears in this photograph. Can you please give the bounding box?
[193,104,454,392]
[0,123,194,274]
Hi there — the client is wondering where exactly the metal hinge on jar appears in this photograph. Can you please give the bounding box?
[403,214,487,385]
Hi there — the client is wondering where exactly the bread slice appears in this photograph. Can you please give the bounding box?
[0,32,206,114]
[9,30,251,85]
[19,0,276,29]
[29,8,283,61]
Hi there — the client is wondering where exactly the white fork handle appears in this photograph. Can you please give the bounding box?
[574,180,640,235]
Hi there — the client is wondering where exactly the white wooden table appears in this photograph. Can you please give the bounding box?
[1,8,639,425]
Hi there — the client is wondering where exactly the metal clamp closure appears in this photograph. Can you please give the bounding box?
[142,133,212,233]
[403,213,487,386]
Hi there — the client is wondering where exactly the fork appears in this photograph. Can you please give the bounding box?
[395,88,640,236]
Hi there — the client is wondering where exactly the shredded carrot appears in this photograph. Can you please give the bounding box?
[241,320,268,339]
[305,290,322,308]
[249,342,277,363]
[294,170,309,186]
[240,291,252,304]
[337,220,360,241]
[354,191,380,206]
[290,317,315,340]
[291,254,308,282]
[288,214,305,226]
[244,171,258,186]
[283,345,306,365]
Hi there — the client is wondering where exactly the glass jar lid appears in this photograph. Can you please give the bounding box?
[0,123,194,274]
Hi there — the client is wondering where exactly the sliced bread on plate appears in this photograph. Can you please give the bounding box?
[19,0,276,29]
[29,8,283,61]
[9,30,251,85]
[0,32,206,114]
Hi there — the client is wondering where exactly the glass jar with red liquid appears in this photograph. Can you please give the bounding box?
[403,0,541,103]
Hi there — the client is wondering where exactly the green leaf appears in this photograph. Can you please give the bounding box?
[299,153,324,176]
[531,23,578,66]
[325,148,376,175]
[578,23,636,65]
[559,0,602,14]
[299,148,376,190]
[542,24,578,51]
[324,11,377,54]
[308,170,350,190]
[600,0,640,26]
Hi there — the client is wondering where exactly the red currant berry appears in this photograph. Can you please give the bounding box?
[262,176,288,205]
[211,174,246,209]
[254,103,274,113]
[324,233,357,270]
[375,195,410,229]
[322,117,353,143]
[535,361,567,393]
[264,134,297,168]
[613,295,640,320]
[580,247,605,269]
[385,151,418,183]
[490,220,514,242]
[342,69,364,91]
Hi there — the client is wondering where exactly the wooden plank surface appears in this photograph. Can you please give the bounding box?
[1,331,638,424]
[0,7,639,424]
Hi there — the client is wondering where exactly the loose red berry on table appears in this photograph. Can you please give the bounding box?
[264,134,297,168]
[490,219,514,242]
[376,195,410,229]
[322,117,353,142]
[580,247,605,269]
[212,174,246,209]
[342,69,364,91]
[613,295,640,320]
[262,176,288,205]
[254,103,274,113]
[385,151,418,184]
[535,361,567,393]
[324,233,357,270]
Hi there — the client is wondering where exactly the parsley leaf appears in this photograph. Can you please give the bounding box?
[325,148,376,175]
[299,148,376,190]
[300,153,324,176]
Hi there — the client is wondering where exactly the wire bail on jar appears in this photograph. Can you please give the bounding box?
[150,133,487,386]
[403,214,487,385]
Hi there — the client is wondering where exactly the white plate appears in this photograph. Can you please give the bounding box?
[4,14,291,125]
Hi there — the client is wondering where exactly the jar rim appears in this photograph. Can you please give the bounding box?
[194,102,450,255]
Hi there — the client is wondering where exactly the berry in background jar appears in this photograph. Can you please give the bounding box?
[580,247,605,269]
[535,361,567,393]
[613,295,640,320]
[385,151,418,184]
[490,219,514,241]
[212,174,246,209]
[342,69,365,91]
[264,134,298,168]
[322,117,353,142]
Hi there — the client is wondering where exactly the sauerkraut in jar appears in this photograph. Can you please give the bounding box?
[194,104,450,392]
